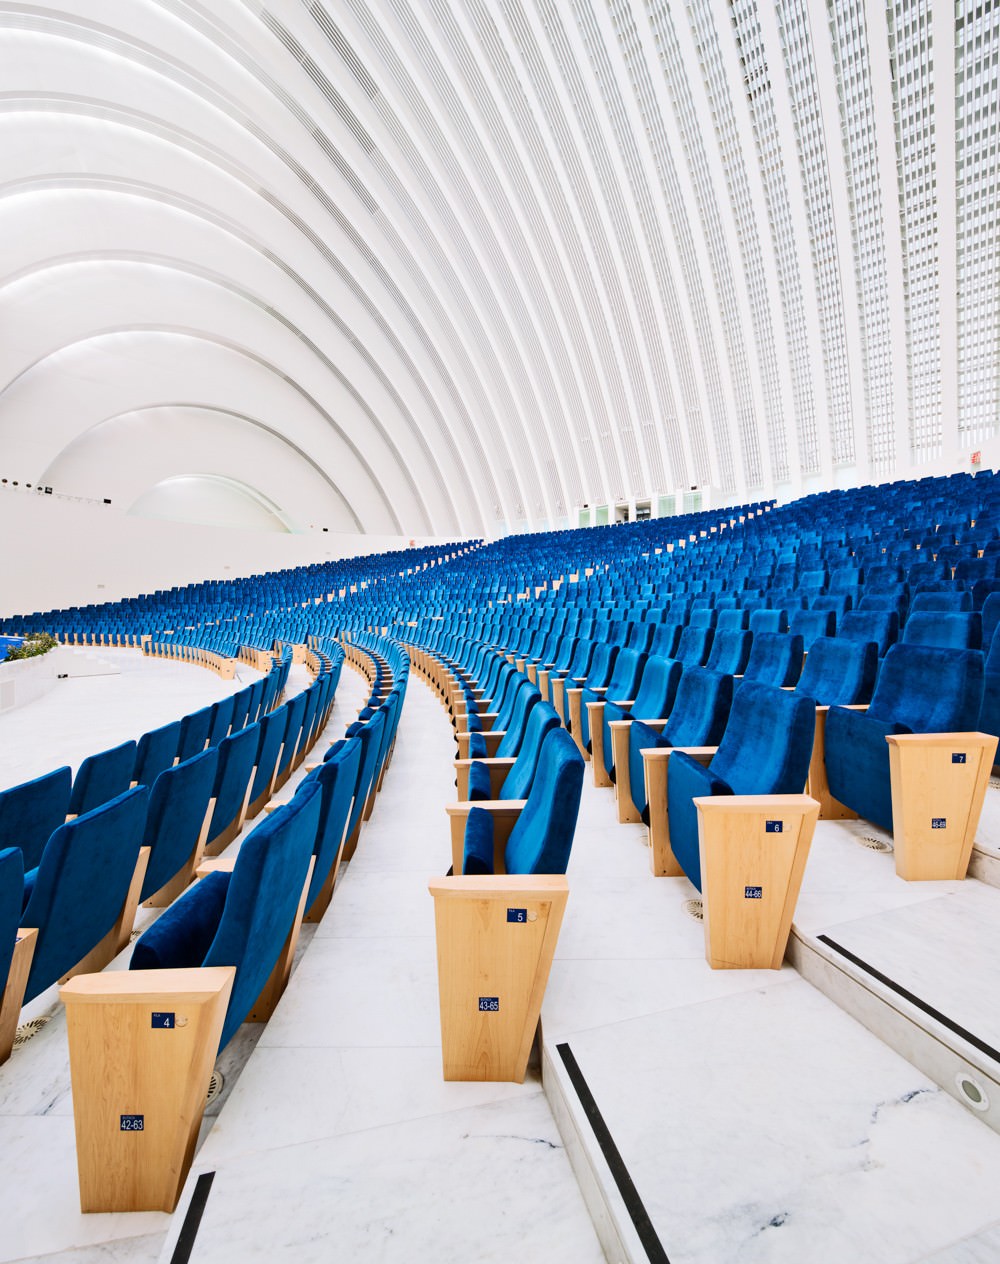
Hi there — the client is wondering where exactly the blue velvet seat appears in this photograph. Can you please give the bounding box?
[0,846,24,1004]
[715,608,749,632]
[824,644,985,832]
[177,706,213,762]
[133,721,181,789]
[207,696,236,748]
[901,611,982,650]
[68,740,137,817]
[789,608,836,646]
[629,668,734,824]
[600,656,684,781]
[666,683,817,890]
[468,702,561,802]
[22,786,150,1004]
[794,637,878,706]
[978,634,1000,757]
[462,729,585,876]
[130,781,321,1051]
[909,591,973,614]
[671,624,714,667]
[649,623,682,657]
[576,648,646,750]
[749,609,789,635]
[467,682,540,759]
[288,737,362,917]
[205,723,261,852]
[273,691,309,789]
[984,594,1000,657]
[741,632,803,687]
[838,609,899,657]
[140,749,219,901]
[0,766,72,872]
[246,705,289,818]
[340,708,387,852]
[705,629,752,676]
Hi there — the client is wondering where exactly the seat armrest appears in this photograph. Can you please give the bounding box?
[446,799,528,875]
[196,857,237,877]
[453,757,516,801]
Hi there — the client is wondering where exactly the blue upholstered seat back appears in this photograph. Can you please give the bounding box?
[649,623,681,658]
[748,609,788,635]
[794,636,877,706]
[0,847,24,995]
[839,610,899,657]
[789,608,836,646]
[901,611,982,650]
[504,728,585,874]
[626,623,655,653]
[496,683,541,758]
[466,702,561,803]
[276,692,309,775]
[177,706,213,762]
[68,740,137,816]
[603,648,646,700]
[141,747,219,900]
[673,624,714,666]
[207,722,261,843]
[204,780,319,1048]
[585,641,620,689]
[0,765,72,872]
[666,683,816,890]
[910,591,973,614]
[23,785,149,1003]
[306,738,362,908]
[715,608,749,632]
[133,721,181,789]
[824,644,984,831]
[249,705,288,804]
[867,643,984,732]
[229,686,254,734]
[629,655,683,719]
[627,669,734,823]
[742,633,804,687]
[344,709,386,841]
[705,629,752,676]
[207,696,235,748]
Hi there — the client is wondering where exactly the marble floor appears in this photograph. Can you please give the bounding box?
[4,652,1000,1262]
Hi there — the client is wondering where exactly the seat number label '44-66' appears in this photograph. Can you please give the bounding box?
[745,887,763,899]
[120,1115,144,1132]
[932,819,947,829]
[478,997,500,1012]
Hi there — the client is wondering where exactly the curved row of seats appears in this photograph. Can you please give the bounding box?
[0,644,347,1064]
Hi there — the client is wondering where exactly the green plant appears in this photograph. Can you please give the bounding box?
[4,631,58,661]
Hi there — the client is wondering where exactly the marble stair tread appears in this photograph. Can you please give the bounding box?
[544,976,1000,1264]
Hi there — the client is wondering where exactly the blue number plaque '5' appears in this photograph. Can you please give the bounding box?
[507,908,527,923]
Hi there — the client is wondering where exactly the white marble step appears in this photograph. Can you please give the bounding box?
[539,786,1000,1264]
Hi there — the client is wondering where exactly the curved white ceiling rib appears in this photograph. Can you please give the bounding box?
[0,1,992,534]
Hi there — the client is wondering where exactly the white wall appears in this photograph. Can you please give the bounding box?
[0,488,456,616]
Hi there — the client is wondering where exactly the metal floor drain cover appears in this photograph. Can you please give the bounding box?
[857,834,894,853]
[991,776,1000,790]
[684,898,704,921]
[205,1070,224,1106]
[13,1016,51,1049]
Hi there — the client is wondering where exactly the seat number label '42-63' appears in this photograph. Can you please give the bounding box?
[478,997,500,1012]
[120,1115,144,1132]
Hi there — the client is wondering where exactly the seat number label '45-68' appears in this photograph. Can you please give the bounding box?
[478,997,500,1012]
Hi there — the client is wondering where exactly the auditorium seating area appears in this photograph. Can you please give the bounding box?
[4,472,1000,1260]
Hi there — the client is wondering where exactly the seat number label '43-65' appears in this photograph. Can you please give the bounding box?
[478,997,500,1012]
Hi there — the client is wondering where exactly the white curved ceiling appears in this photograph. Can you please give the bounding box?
[0,1,995,536]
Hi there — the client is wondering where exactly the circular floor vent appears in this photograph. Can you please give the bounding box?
[13,1016,51,1049]
[991,776,1000,790]
[857,834,894,854]
[955,1071,990,1112]
[205,1070,224,1107]
[684,898,704,921]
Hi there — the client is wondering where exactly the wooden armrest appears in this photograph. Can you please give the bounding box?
[196,857,237,877]
[454,757,516,801]
[446,800,528,875]
[641,745,718,764]
[609,717,670,732]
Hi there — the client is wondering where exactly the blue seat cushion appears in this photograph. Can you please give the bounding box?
[467,761,492,802]
[665,752,731,891]
[21,867,38,911]
[462,807,495,875]
[466,732,488,758]
[130,872,231,971]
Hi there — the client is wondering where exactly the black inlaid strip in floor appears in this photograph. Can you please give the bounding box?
[556,1042,670,1264]
[818,934,1000,1064]
[170,1171,215,1264]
